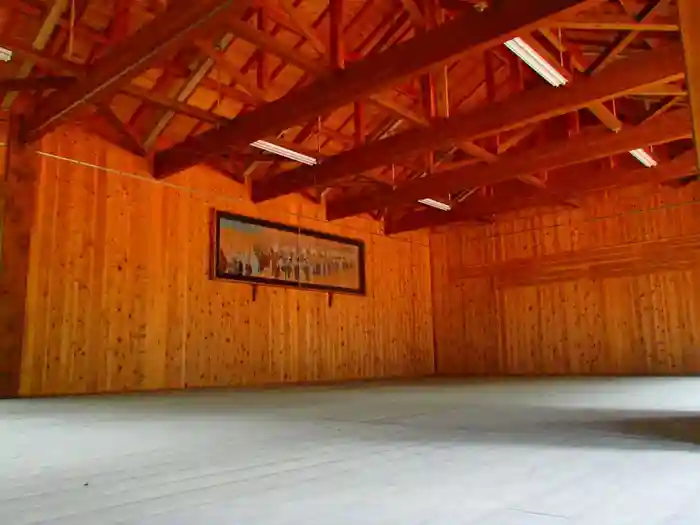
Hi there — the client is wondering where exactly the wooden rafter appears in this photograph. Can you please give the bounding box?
[21,0,249,142]
[327,110,692,220]
[386,149,698,234]
[153,0,595,178]
[551,12,679,32]
[251,43,685,202]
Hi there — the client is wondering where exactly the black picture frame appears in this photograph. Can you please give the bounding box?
[212,210,366,295]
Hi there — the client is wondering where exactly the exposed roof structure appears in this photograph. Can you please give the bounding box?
[0,0,696,233]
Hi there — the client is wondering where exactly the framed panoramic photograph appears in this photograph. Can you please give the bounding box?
[212,211,366,295]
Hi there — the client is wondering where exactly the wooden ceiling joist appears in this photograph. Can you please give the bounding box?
[21,0,249,142]
[386,149,698,234]
[153,0,594,178]
[252,43,685,203]
[327,109,692,221]
[552,12,679,32]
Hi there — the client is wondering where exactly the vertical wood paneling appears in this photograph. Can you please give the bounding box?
[19,128,434,396]
[432,182,700,376]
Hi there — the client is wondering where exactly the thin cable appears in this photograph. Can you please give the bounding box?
[558,27,564,67]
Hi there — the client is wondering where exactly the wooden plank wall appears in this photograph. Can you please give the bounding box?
[18,128,434,396]
[431,181,700,376]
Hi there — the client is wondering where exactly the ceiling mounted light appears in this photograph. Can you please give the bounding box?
[504,37,567,87]
[629,148,658,168]
[250,140,318,166]
[0,46,12,62]
[418,198,452,211]
[250,141,452,213]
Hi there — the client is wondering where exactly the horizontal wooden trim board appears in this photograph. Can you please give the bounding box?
[455,232,700,288]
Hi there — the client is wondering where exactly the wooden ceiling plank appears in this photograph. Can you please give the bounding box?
[154,0,595,178]
[251,43,685,202]
[326,109,692,220]
[21,0,249,142]
[679,0,700,170]
[387,149,698,234]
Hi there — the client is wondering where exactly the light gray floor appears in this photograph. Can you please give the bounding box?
[2,378,700,525]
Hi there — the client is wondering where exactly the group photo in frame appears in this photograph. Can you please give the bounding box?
[212,211,366,295]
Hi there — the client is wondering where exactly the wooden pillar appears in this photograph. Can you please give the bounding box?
[679,0,700,169]
[0,117,39,397]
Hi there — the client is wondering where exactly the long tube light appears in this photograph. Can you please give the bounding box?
[418,198,452,211]
[0,46,12,62]
[505,38,659,168]
[504,37,567,87]
[251,140,452,213]
[629,148,658,168]
[250,140,318,166]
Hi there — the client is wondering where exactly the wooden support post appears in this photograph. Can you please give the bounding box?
[679,0,700,169]
[330,0,345,69]
[0,117,39,397]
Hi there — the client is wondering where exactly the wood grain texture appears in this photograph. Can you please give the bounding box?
[18,128,434,396]
[431,182,700,376]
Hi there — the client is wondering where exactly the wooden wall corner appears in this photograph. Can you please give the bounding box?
[0,117,39,397]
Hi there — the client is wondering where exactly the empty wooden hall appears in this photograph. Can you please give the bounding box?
[1,0,700,523]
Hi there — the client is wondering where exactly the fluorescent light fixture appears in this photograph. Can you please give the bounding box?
[629,148,658,168]
[250,140,318,166]
[504,37,567,87]
[0,46,12,62]
[418,198,452,211]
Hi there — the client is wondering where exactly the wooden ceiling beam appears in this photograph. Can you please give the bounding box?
[679,0,700,170]
[252,43,685,202]
[326,109,692,220]
[551,13,679,32]
[21,0,249,142]
[153,0,595,178]
[519,33,622,131]
[385,149,698,234]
